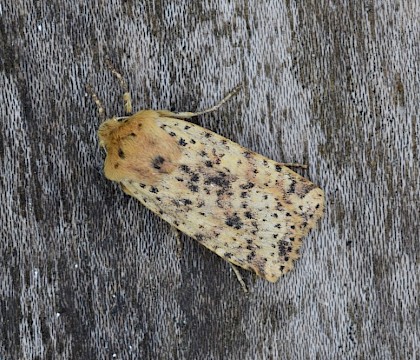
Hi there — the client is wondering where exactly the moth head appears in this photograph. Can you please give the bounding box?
[97,111,182,184]
[98,116,129,151]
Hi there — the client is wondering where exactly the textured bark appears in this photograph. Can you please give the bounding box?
[0,1,418,359]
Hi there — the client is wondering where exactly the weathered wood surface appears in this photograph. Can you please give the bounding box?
[1,1,418,359]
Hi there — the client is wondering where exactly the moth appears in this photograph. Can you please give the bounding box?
[87,62,324,284]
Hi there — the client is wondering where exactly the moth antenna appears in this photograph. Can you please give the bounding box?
[172,227,184,258]
[104,58,133,115]
[167,84,243,119]
[86,84,106,122]
[229,263,248,293]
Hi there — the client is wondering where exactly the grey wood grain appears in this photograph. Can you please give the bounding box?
[0,1,418,359]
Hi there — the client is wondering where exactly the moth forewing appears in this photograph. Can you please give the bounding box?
[98,109,324,282]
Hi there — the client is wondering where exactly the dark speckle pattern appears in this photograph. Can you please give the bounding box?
[114,115,324,283]
[225,214,243,229]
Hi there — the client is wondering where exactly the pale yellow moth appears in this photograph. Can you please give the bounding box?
[88,62,324,284]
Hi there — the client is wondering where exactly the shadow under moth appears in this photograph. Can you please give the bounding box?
[87,61,324,287]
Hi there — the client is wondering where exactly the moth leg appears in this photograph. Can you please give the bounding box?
[164,84,242,119]
[171,227,184,258]
[229,263,248,293]
[119,183,135,196]
[278,162,308,169]
[86,84,106,122]
[105,58,133,115]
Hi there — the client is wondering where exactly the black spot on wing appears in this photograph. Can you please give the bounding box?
[204,173,230,188]
[195,234,205,242]
[278,240,289,256]
[289,179,296,193]
[188,184,199,192]
[152,156,165,169]
[225,214,243,229]
[239,182,254,190]
[180,165,190,173]
[244,211,254,219]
